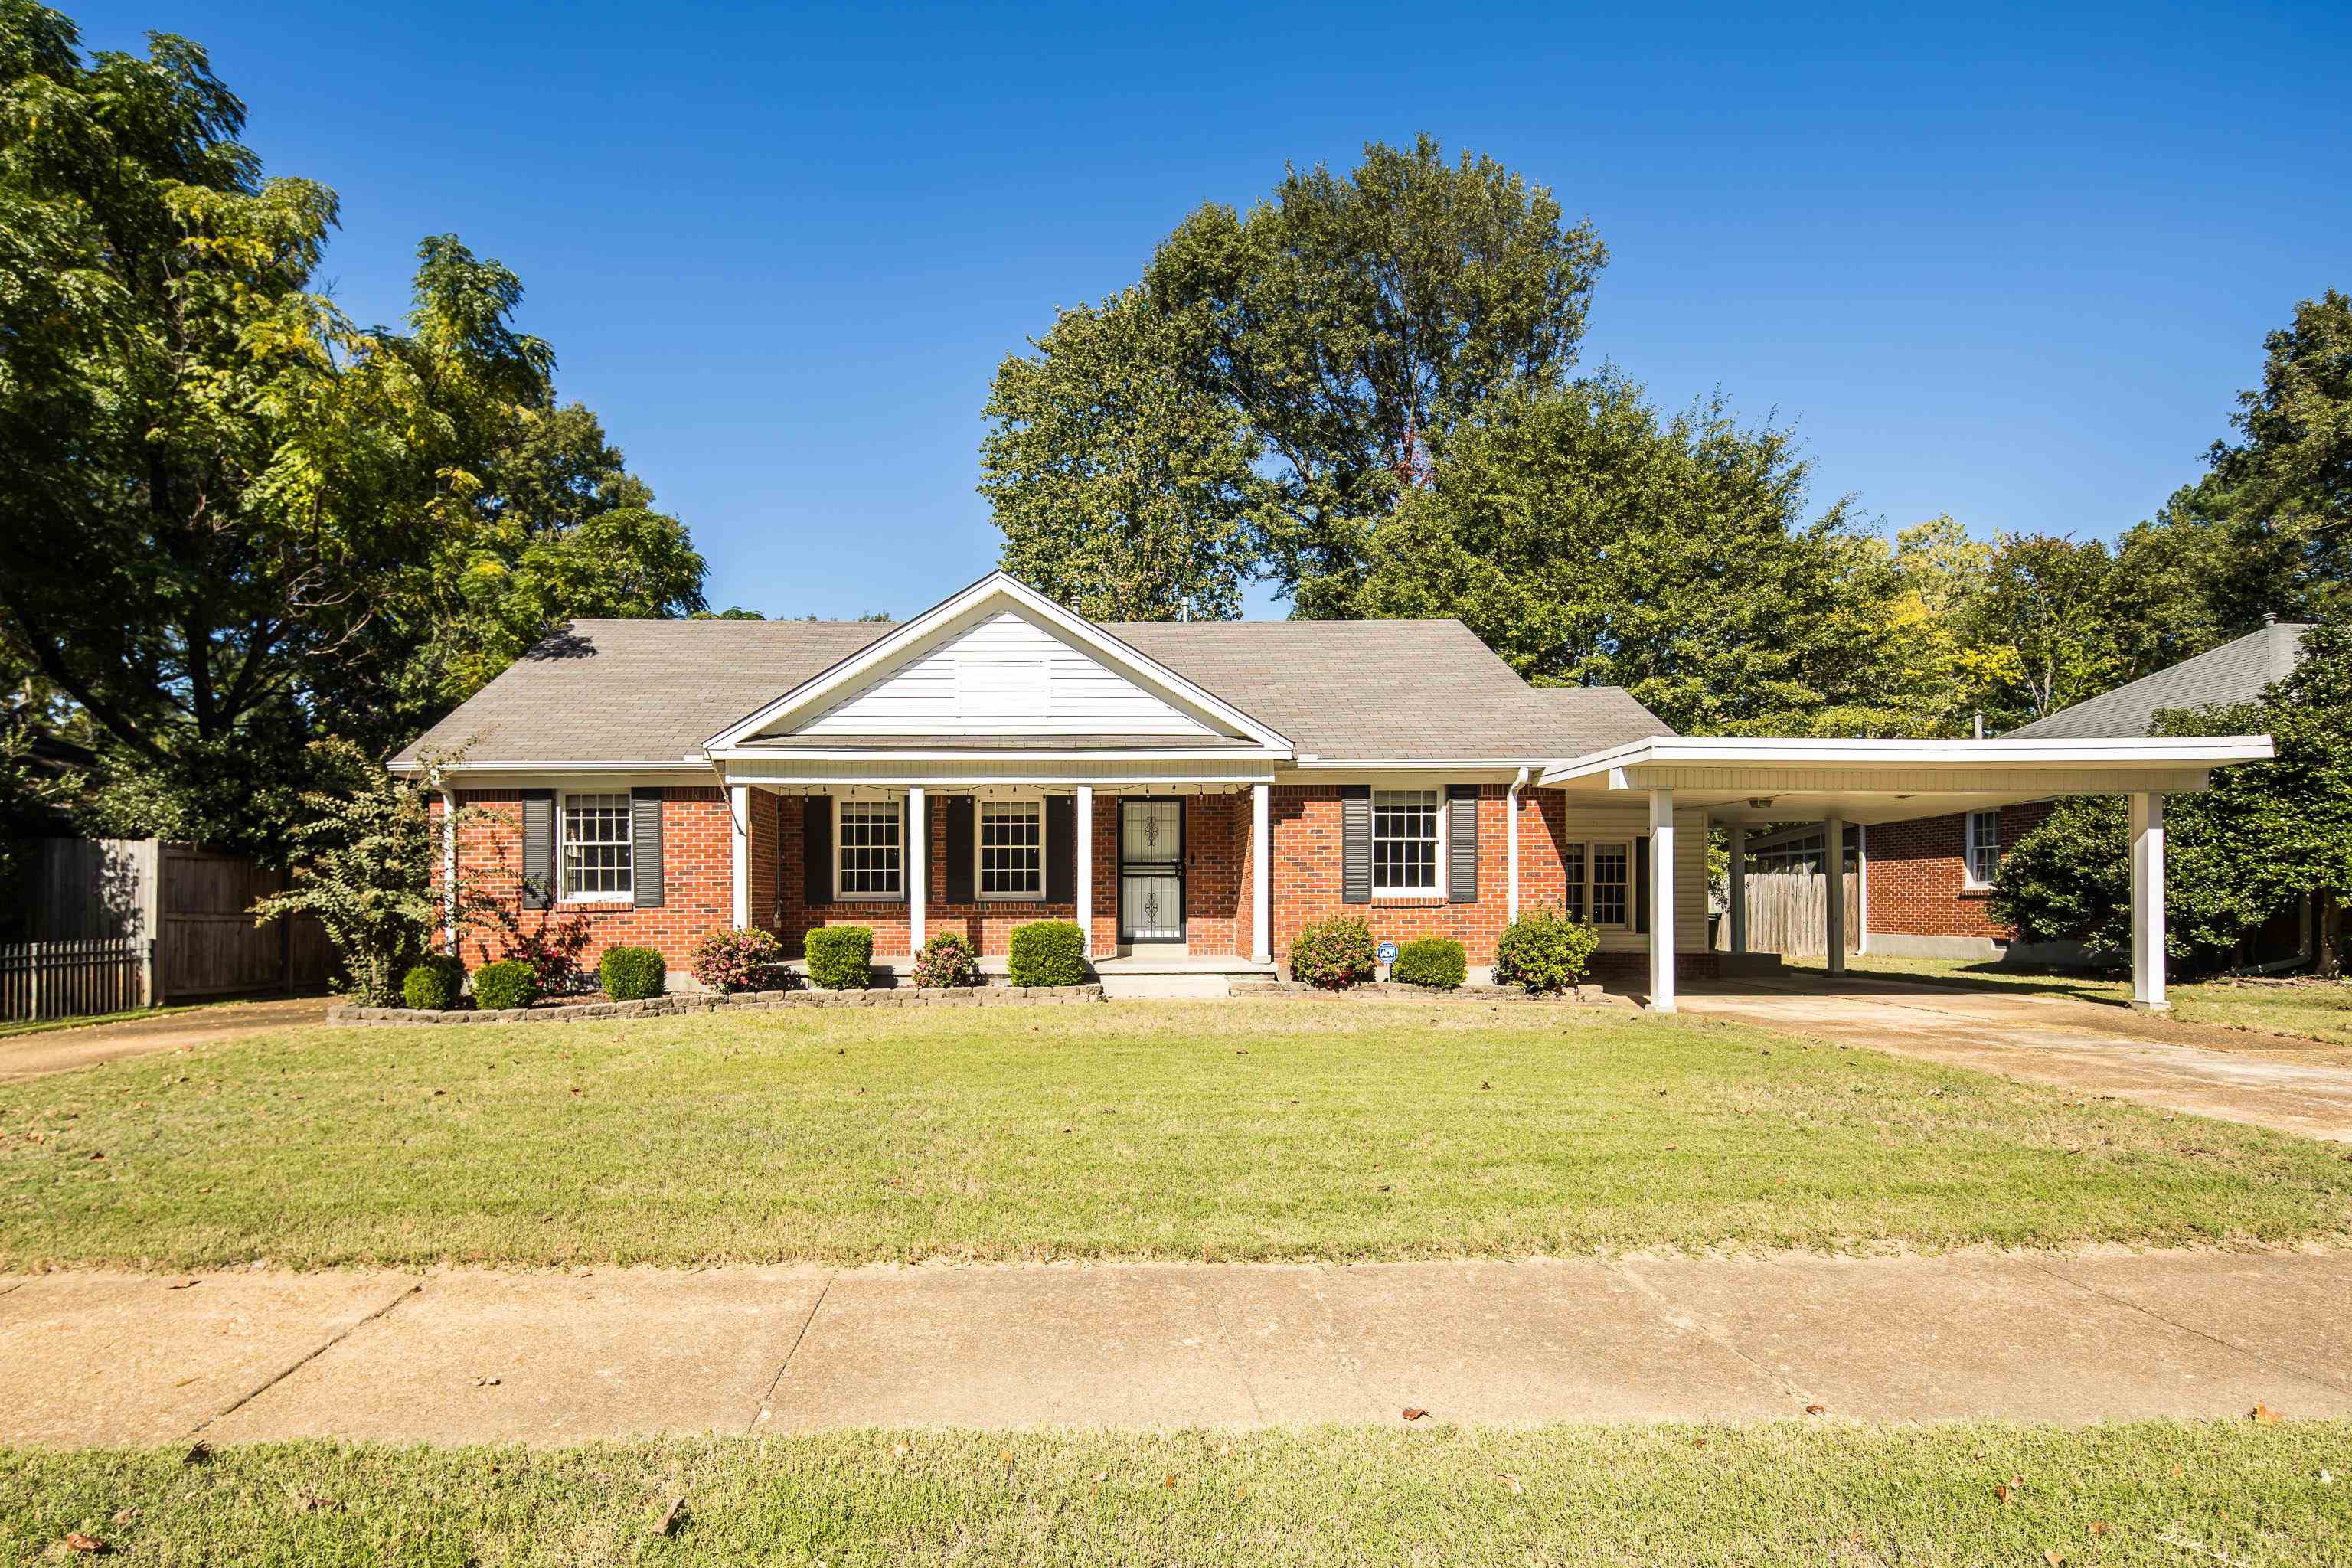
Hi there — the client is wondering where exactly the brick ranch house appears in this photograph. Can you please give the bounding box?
[393,573,2272,1010]
[1739,618,2314,963]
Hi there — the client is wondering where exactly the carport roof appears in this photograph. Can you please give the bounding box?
[1536,735,2276,824]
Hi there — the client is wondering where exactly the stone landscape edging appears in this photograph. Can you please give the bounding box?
[330,983,1106,1025]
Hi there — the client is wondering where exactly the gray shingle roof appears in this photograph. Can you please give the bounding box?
[2007,622,2311,740]
[393,615,1674,766]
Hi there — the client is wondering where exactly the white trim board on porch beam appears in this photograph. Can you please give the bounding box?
[704,572,1294,755]
[1537,735,2275,824]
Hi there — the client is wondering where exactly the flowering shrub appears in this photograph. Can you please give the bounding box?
[911,930,982,988]
[691,927,788,992]
[1289,915,1376,989]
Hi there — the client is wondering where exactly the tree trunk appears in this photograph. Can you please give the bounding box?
[2318,893,2344,979]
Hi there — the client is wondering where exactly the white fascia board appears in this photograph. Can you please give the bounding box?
[387,758,701,775]
[1537,734,2277,789]
[1287,757,1549,769]
[709,746,1284,763]
[702,570,1295,752]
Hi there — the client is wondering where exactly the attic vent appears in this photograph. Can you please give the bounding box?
[956,657,1048,722]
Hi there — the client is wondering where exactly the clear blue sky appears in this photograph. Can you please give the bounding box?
[68,0,2352,619]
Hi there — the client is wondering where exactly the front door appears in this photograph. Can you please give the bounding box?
[1118,798,1185,944]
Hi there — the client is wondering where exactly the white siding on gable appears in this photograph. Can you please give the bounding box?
[791,611,1220,737]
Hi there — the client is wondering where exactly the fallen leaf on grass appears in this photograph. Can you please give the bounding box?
[1994,1484,2014,1504]
[1401,1408,1428,1422]
[1495,1473,1524,1494]
[2087,1522,2110,1537]
[2043,1552,2066,1566]
[1164,1475,1176,1490]
[182,1440,212,1465]
[62,1533,106,1554]
[289,1492,335,1514]
[1804,1403,1826,1416]
[653,1497,687,1537]
[1691,1437,1708,1450]
[2249,1403,2283,1423]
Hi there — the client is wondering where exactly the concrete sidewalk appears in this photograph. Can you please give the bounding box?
[4,1250,2348,1447]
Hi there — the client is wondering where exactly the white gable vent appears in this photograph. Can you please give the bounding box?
[956,656,1048,722]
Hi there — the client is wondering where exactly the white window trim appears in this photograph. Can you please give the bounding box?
[557,789,635,905]
[1583,838,1635,931]
[976,795,1046,902]
[1963,809,2001,891]
[833,795,905,902]
[1371,787,1447,899]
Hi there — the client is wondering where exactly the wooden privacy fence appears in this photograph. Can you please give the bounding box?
[0,937,149,1022]
[1722,866,1861,957]
[5,838,335,1021]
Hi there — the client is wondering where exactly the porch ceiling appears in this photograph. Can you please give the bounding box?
[1537,735,2275,825]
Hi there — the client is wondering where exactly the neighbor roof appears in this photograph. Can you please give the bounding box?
[2007,621,2312,741]
[393,615,1673,766]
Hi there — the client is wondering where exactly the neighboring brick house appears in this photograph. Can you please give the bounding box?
[1747,619,2311,962]
[391,572,2274,1009]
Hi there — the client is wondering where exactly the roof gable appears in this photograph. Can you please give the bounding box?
[707,573,1292,753]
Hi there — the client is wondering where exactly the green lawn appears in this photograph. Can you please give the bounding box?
[6,1422,2345,1566]
[1783,953,2352,1047]
[5,1001,2348,1270]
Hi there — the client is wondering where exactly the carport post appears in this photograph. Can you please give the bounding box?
[1824,814,1847,976]
[2130,791,2169,1011]
[1648,788,1676,1013]
[1727,823,1748,954]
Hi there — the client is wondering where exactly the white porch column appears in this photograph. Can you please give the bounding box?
[440,787,459,956]
[2131,791,2169,1011]
[1726,822,1747,955]
[1648,788,1676,1014]
[906,786,926,955]
[1251,783,1272,963]
[1506,767,1527,925]
[1076,785,1094,959]
[1823,814,1847,976]
[728,784,750,930]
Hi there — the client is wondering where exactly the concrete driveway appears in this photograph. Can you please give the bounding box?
[1677,975,2352,1142]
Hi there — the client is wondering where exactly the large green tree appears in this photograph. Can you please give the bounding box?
[0,3,704,851]
[1341,377,1896,734]
[980,289,1269,620]
[986,136,1606,618]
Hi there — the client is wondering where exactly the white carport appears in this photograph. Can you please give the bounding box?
[1537,736,2276,1014]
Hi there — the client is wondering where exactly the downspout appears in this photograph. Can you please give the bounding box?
[1506,766,1530,925]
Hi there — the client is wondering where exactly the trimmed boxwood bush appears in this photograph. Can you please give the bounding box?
[1391,936,1467,990]
[1289,915,1376,989]
[805,925,874,990]
[470,959,538,1011]
[1007,920,1087,987]
[401,956,464,1011]
[911,930,982,988]
[1492,908,1601,995]
[599,945,665,1001]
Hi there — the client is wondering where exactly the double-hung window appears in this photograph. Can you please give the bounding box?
[1589,841,1632,928]
[560,792,633,901]
[979,800,1043,899]
[1965,810,2001,889]
[837,800,903,899]
[1372,789,1441,895]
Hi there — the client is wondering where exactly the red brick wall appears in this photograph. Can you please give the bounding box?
[1864,802,2053,939]
[440,788,737,974]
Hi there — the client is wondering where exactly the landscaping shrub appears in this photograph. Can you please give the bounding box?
[1289,915,1377,989]
[805,926,874,990]
[599,946,665,1001]
[1492,909,1600,995]
[911,930,982,988]
[690,927,788,992]
[400,955,465,1011]
[1391,936,1467,990]
[470,959,538,1011]
[1007,920,1087,986]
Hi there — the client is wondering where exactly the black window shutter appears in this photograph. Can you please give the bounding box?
[1341,786,1372,904]
[1446,785,1478,903]
[802,795,831,905]
[944,795,975,903]
[632,789,665,908]
[893,796,910,903]
[521,790,554,910]
[1045,795,1076,904]
[1634,834,1651,935]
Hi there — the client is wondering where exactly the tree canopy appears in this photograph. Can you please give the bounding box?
[0,2,705,853]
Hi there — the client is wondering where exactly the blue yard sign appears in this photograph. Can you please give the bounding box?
[1376,940,1400,966]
